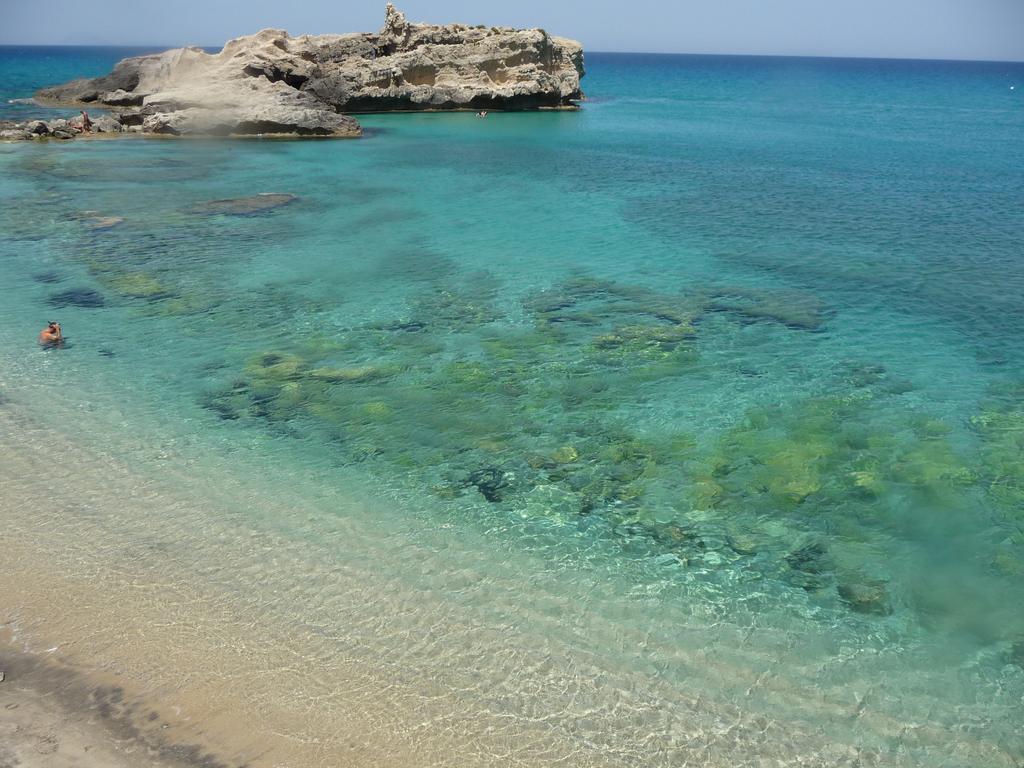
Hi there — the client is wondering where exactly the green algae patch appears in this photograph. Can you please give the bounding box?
[443,360,494,388]
[551,445,579,464]
[695,392,974,516]
[309,365,396,384]
[246,352,307,382]
[591,323,696,363]
[187,272,1010,626]
[705,286,831,331]
[105,272,174,300]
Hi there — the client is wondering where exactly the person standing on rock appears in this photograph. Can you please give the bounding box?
[78,111,92,133]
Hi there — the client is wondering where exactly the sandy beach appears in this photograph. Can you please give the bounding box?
[0,642,215,768]
[0,403,436,768]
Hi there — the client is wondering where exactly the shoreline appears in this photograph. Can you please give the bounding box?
[0,638,229,768]
[0,402,425,768]
[1,390,1019,767]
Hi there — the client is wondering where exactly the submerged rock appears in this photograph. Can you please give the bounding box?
[551,445,580,464]
[466,466,510,503]
[837,579,893,616]
[48,287,106,308]
[106,272,172,300]
[190,193,297,216]
[246,351,306,381]
[34,5,585,139]
[706,287,830,331]
[84,215,125,231]
[785,541,832,590]
[308,365,393,384]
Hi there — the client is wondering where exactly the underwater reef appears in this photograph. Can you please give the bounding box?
[10,178,1022,658]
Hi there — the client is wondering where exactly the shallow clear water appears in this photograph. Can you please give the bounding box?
[2,50,1024,765]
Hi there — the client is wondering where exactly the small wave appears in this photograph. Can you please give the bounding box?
[7,98,37,105]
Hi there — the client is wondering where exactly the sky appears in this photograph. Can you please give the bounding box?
[2,0,1023,61]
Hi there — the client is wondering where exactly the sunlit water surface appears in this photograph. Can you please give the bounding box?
[1,50,1023,766]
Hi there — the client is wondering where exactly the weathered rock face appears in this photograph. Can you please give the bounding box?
[31,4,585,140]
[299,3,585,112]
[36,39,363,138]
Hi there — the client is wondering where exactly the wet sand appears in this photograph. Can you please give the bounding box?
[0,642,225,768]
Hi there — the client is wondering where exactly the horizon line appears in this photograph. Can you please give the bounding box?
[0,43,1022,65]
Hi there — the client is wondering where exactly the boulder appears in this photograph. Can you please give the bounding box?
[92,115,122,133]
[102,89,144,106]
[34,5,584,139]
[25,120,50,135]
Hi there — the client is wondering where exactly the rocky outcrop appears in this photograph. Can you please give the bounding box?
[29,4,585,140]
[0,114,122,141]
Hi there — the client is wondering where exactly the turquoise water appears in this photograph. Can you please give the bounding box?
[2,50,1024,764]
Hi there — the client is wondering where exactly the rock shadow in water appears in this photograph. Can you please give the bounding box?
[48,288,106,308]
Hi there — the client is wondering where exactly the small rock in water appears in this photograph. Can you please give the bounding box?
[837,580,893,616]
[466,467,509,503]
[49,287,106,308]
[785,541,830,573]
[98,348,116,358]
[551,445,579,464]
[784,541,832,591]
[190,193,297,216]
[84,215,125,231]
[726,533,759,556]
[386,320,427,333]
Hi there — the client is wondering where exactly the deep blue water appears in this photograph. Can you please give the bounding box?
[2,47,1024,765]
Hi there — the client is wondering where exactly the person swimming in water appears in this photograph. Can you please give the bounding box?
[39,321,62,346]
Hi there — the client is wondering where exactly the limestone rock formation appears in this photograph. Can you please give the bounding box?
[29,4,585,140]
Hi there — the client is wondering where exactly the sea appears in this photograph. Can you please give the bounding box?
[1,46,1023,767]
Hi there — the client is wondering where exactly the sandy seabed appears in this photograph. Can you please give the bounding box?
[0,403,455,768]
[1,394,1019,768]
